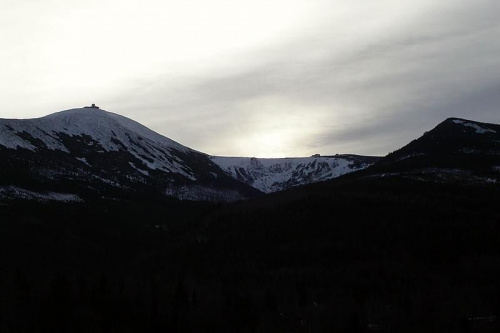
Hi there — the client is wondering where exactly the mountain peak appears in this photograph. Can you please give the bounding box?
[0,107,262,201]
[43,107,111,122]
[444,117,467,122]
[0,107,195,173]
[5,107,188,154]
[371,116,500,183]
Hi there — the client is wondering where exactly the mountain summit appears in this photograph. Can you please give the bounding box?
[1,108,188,165]
[0,108,260,202]
[367,117,500,183]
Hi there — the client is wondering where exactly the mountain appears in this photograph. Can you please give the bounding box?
[362,117,500,183]
[0,107,261,202]
[0,107,381,202]
[2,110,496,204]
[210,154,380,193]
[211,117,499,194]
[2,115,500,332]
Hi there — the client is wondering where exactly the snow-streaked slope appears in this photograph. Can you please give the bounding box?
[0,108,195,179]
[210,155,377,193]
[366,117,500,184]
[452,119,496,134]
[0,107,261,201]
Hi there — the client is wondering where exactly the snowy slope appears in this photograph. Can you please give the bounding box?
[0,108,195,179]
[0,107,260,201]
[210,155,378,193]
[0,107,381,201]
[367,117,500,183]
[452,119,496,135]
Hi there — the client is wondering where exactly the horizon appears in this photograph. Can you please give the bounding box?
[0,105,497,158]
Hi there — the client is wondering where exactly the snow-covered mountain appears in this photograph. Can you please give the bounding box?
[1,107,194,176]
[13,106,487,203]
[0,107,260,202]
[366,117,500,183]
[210,155,379,193]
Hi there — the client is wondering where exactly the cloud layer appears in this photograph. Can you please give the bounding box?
[2,1,499,157]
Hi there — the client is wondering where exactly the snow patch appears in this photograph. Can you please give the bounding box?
[0,124,64,152]
[129,162,150,177]
[76,157,91,167]
[453,119,496,134]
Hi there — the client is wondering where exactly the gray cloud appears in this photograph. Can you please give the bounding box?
[101,1,500,157]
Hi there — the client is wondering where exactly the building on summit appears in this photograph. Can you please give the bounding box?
[84,104,100,109]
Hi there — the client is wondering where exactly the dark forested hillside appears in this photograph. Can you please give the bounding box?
[364,118,500,183]
[1,174,499,332]
[1,116,500,332]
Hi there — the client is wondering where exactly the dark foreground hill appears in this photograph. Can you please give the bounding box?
[1,116,499,332]
[1,176,499,333]
[365,117,500,183]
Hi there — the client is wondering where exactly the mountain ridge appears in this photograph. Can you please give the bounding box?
[358,116,500,184]
[2,109,497,203]
[0,107,376,201]
[210,154,379,193]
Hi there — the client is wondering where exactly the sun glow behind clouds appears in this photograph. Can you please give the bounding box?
[216,96,335,158]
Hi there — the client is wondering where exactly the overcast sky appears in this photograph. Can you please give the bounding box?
[1,0,499,157]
